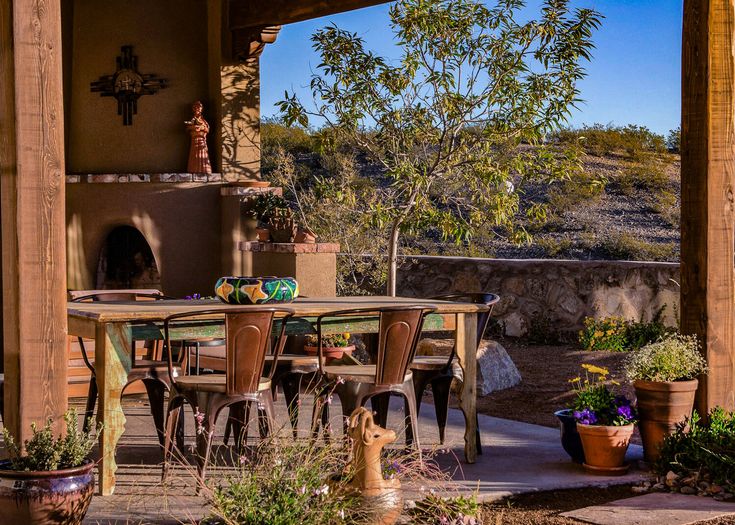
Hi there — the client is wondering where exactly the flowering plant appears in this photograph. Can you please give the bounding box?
[570,364,637,426]
[306,333,351,348]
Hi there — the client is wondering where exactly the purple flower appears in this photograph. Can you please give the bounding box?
[574,408,598,425]
[616,404,633,420]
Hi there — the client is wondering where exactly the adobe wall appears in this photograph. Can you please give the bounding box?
[64,0,211,173]
[397,257,681,338]
[66,182,223,298]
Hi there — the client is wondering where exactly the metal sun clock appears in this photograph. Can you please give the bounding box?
[91,45,167,125]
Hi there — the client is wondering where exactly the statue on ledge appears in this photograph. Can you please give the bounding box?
[185,101,212,174]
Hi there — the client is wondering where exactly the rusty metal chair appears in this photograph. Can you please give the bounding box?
[69,289,178,446]
[408,292,499,452]
[161,307,294,483]
[311,305,435,449]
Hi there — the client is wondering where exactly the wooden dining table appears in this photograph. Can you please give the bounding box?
[67,296,488,495]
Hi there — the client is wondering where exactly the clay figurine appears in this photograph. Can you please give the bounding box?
[344,407,403,525]
[185,101,212,174]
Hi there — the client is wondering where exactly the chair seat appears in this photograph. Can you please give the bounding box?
[410,355,452,371]
[323,365,412,385]
[174,374,271,393]
[194,345,318,371]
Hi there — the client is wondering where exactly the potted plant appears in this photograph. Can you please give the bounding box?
[553,408,585,464]
[268,207,297,243]
[305,332,355,361]
[571,364,637,475]
[625,333,707,462]
[0,408,99,524]
[244,192,290,242]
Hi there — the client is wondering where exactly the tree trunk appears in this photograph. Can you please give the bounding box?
[386,222,401,297]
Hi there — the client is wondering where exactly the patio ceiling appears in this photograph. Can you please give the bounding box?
[228,0,391,30]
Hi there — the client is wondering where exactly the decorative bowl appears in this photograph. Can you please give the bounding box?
[215,276,299,305]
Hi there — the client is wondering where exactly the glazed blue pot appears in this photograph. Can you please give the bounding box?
[215,276,299,305]
[554,409,585,463]
[0,459,95,524]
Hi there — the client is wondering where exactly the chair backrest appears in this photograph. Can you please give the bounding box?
[317,306,435,386]
[431,292,500,348]
[164,307,294,395]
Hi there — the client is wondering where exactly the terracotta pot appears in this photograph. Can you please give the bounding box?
[0,459,95,524]
[634,378,698,462]
[577,423,634,475]
[554,409,585,463]
[304,344,355,361]
[256,227,270,242]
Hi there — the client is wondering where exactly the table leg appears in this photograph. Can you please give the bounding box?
[95,322,131,495]
[455,312,478,463]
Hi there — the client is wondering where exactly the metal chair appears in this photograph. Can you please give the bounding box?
[69,289,178,446]
[409,292,499,452]
[311,305,435,450]
[161,307,294,483]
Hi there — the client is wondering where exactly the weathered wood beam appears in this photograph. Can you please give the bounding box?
[229,0,389,30]
[0,0,69,439]
[681,0,735,415]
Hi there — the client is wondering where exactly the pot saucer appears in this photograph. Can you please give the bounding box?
[583,462,630,476]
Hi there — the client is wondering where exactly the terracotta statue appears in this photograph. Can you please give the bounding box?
[185,101,212,174]
[344,408,402,525]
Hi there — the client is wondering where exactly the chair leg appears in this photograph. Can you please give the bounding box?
[226,402,248,453]
[475,414,483,455]
[162,396,184,483]
[370,393,390,429]
[83,376,98,433]
[403,384,421,454]
[281,374,301,438]
[411,369,434,419]
[431,376,452,446]
[195,405,216,486]
[143,379,167,448]
[310,384,331,442]
[260,391,277,438]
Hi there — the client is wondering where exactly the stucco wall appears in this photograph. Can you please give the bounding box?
[66,0,210,173]
[397,257,680,338]
[66,183,223,298]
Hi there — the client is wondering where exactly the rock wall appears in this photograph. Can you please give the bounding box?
[397,257,680,338]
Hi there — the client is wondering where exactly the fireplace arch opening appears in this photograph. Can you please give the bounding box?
[96,225,161,290]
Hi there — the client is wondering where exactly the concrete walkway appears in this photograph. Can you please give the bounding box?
[81,395,646,523]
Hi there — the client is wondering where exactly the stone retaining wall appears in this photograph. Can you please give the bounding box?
[397,257,680,338]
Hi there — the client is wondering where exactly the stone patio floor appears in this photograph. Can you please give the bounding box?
[78,393,647,524]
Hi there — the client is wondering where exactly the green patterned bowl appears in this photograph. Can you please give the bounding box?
[214,276,299,305]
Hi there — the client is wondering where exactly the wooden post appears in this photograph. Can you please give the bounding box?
[681,0,735,415]
[0,0,69,439]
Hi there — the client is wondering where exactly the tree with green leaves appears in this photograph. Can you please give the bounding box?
[279,0,602,295]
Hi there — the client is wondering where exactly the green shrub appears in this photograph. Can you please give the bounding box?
[407,494,479,524]
[579,317,629,352]
[547,170,607,213]
[579,311,672,352]
[655,408,735,493]
[625,307,670,350]
[625,333,707,382]
[667,126,681,153]
[598,232,677,262]
[554,124,666,158]
[617,161,669,197]
[2,408,98,471]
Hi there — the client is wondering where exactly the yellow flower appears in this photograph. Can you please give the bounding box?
[568,377,581,383]
[343,332,350,339]
[581,363,609,376]
[594,330,604,337]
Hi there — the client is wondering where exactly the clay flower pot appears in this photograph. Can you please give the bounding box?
[256,227,270,242]
[554,409,585,463]
[0,459,95,524]
[305,344,355,362]
[577,423,634,475]
[634,378,698,462]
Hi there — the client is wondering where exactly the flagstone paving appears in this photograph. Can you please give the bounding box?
[562,492,735,525]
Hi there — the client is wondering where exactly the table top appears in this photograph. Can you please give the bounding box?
[67,296,488,323]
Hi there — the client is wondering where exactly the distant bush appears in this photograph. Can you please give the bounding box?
[554,124,666,159]
[617,161,669,196]
[579,309,671,352]
[655,408,735,494]
[261,120,316,157]
[598,232,677,262]
[667,126,681,153]
[547,170,607,214]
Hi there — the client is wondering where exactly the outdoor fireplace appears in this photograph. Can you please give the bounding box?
[96,225,161,290]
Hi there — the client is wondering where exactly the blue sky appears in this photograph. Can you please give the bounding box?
[261,0,682,136]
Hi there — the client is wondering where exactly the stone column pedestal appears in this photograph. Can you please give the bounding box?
[239,241,340,297]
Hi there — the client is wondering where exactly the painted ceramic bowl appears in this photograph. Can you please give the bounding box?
[215,276,299,305]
